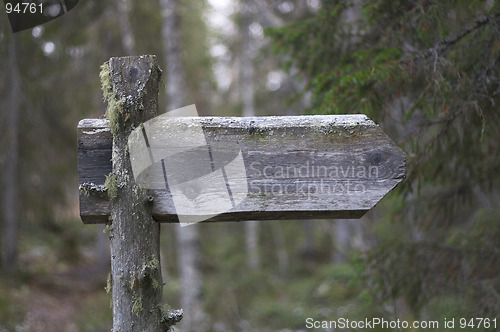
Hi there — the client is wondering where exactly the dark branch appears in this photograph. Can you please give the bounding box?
[418,12,500,59]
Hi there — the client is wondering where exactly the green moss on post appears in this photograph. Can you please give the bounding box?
[105,273,112,294]
[147,255,160,271]
[100,62,126,137]
[104,172,119,199]
[132,297,143,316]
[99,62,112,99]
[152,278,160,290]
[103,224,112,235]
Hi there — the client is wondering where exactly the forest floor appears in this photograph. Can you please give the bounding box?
[0,236,112,332]
[18,264,103,331]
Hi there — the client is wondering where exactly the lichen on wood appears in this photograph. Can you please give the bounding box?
[79,182,107,197]
[160,304,183,329]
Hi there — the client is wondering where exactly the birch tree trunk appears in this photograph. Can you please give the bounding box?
[160,1,207,330]
[2,35,20,274]
[272,223,289,277]
[332,219,352,263]
[116,0,136,55]
[106,56,181,331]
[240,1,261,271]
[332,0,363,263]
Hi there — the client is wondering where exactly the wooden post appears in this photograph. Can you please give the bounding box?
[102,56,182,331]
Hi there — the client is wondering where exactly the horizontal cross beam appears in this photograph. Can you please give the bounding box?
[78,114,405,224]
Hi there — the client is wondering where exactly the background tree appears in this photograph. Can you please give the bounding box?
[240,0,261,270]
[160,0,209,330]
[2,34,21,274]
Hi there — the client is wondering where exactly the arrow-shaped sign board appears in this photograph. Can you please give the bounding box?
[78,114,405,224]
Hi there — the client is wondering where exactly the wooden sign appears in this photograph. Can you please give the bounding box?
[78,114,405,224]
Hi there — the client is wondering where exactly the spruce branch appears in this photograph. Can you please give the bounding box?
[418,12,500,59]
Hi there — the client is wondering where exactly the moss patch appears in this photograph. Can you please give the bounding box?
[100,61,125,136]
[146,255,159,271]
[103,224,112,235]
[105,273,112,294]
[132,297,143,316]
[159,302,171,318]
[104,173,118,199]
[99,62,112,100]
[151,278,160,290]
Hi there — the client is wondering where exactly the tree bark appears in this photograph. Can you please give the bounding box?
[160,1,207,330]
[241,1,261,271]
[2,35,20,274]
[272,222,289,277]
[96,224,110,275]
[106,56,181,331]
[332,0,363,264]
[332,219,352,263]
[245,221,260,269]
[116,0,136,55]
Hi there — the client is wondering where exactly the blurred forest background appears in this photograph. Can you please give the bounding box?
[1,0,499,331]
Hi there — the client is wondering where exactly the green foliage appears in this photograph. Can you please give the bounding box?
[364,209,500,317]
[270,0,500,321]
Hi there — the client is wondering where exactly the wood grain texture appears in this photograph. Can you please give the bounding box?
[78,114,405,223]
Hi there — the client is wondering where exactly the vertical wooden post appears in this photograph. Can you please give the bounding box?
[103,56,181,331]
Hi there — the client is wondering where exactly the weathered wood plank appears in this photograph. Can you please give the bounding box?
[78,114,405,223]
[78,119,112,223]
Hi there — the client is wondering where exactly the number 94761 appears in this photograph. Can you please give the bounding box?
[6,2,43,14]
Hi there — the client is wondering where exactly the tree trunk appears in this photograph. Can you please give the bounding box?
[160,1,207,330]
[96,224,110,276]
[272,223,289,277]
[332,219,352,263]
[2,35,20,274]
[241,1,261,271]
[245,221,260,270]
[116,0,136,55]
[106,56,181,331]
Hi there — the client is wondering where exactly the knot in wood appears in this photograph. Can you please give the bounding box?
[370,153,383,165]
[126,66,139,83]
